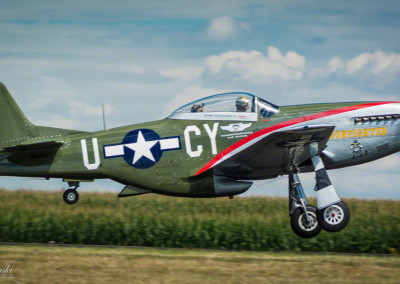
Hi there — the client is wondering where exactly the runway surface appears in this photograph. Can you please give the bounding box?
[1,243,399,283]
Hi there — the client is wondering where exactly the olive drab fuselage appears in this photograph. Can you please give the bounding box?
[1,83,400,238]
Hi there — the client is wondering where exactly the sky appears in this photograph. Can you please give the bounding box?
[0,0,400,199]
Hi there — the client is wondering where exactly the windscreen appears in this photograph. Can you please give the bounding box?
[258,98,279,117]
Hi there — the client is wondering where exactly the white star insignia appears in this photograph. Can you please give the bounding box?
[103,130,181,169]
[124,131,158,165]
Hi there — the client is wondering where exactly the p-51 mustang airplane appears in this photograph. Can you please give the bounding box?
[1,82,399,238]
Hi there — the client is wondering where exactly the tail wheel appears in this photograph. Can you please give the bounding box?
[63,188,79,205]
[317,201,350,232]
[291,205,321,238]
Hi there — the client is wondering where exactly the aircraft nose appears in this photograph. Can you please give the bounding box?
[395,101,400,112]
[389,101,400,113]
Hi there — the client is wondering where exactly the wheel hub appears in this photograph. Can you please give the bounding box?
[67,193,76,201]
[299,212,318,231]
[324,205,344,225]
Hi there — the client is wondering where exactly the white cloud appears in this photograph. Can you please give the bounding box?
[310,50,400,83]
[206,50,261,73]
[368,51,400,75]
[206,16,249,41]
[207,16,237,41]
[268,47,305,68]
[327,57,344,74]
[205,46,305,83]
[159,46,305,84]
[324,50,400,76]
[346,52,371,75]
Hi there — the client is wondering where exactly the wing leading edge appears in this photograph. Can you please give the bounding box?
[212,125,335,180]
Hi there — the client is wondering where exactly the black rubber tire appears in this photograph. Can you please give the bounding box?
[291,205,322,238]
[63,188,79,205]
[317,201,350,232]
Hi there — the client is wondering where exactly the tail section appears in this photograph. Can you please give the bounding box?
[0,83,34,147]
[0,83,86,148]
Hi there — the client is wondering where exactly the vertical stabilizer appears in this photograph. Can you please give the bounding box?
[0,83,34,147]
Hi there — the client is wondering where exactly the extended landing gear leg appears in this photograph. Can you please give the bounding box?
[289,173,321,238]
[63,181,80,205]
[311,155,350,232]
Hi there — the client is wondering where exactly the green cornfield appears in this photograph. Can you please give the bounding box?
[0,189,399,254]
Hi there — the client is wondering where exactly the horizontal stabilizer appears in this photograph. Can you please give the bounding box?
[118,185,153,197]
[0,152,11,161]
[3,141,64,152]
[0,141,64,165]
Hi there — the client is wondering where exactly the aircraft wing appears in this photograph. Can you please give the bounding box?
[211,125,335,179]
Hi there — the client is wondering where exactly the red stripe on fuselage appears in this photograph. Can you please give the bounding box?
[194,101,399,176]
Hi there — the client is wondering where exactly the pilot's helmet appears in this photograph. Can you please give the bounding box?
[236,96,249,110]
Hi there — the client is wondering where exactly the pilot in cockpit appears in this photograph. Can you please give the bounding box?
[236,96,249,112]
[191,103,204,113]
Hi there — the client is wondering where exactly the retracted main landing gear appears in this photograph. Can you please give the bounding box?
[289,155,350,238]
[63,181,80,205]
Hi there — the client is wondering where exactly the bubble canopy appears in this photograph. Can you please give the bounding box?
[167,92,279,121]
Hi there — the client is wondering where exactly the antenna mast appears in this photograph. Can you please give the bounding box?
[102,103,107,131]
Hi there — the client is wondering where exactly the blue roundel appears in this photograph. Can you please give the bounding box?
[122,129,163,169]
